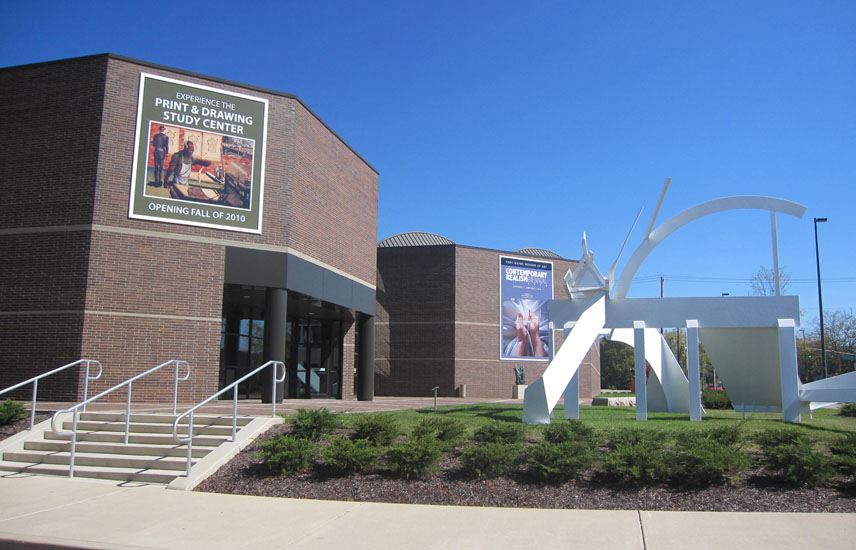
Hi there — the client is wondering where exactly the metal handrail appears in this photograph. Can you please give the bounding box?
[173,360,284,478]
[0,359,102,430]
[51,359,190,478]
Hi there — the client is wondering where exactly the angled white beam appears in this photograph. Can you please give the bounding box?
[644,177,671,239]
[523,296,605,424]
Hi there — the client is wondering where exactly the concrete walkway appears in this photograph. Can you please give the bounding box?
[0,475,854,550]
[2,397,855,549]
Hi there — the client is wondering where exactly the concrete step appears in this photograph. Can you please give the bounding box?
[0,460,179,484]
[24,440,212,459]
[61,421,235,436]
[77,412,254,427]
[2,450,193,471]
[0,413,275,487]
[44,430,228,447]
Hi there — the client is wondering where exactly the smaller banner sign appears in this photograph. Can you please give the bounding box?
[500,256,553,361]
[129,73,268,233]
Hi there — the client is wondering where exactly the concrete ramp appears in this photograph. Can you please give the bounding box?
[523,296,605,424]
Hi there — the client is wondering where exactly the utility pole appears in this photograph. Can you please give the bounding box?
[814,217,828,378]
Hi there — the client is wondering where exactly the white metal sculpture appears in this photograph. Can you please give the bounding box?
[523,180,856,424]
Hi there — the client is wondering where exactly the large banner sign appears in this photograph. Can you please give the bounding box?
[129,73,268,233]
[500,256,553,361]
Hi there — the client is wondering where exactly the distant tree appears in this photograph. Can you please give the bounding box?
[600,338,634,390]
[749,266,792,296]
[663,329,714,386]
[797,335,823,382]
[811,309,856,378]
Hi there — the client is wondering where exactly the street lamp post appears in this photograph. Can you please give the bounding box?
[814,217,828,378]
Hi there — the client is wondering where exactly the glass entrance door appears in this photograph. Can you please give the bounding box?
[287,318,342,398]
[220,286,347,400]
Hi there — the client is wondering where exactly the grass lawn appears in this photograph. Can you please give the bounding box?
[342,403,856,446]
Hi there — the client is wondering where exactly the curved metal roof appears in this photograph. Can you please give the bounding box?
[378,231,455,247]
[513,247,563,259]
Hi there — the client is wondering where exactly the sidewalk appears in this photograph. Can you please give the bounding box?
[30,395,537,418]
[2,397,855,549]
[0,475,854,550]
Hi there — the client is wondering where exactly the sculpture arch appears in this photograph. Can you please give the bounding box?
[613,196,806,299]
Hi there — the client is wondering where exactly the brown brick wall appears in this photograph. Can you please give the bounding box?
[0,315,85,400]
[0,57,107,397]
[91,58,306,251]
[292,105,378,285]
[453,247,582,398]
[375,246,456,395]
[1,55,378,402]
[374,244,598,399]
[80,316,220,402]
[0,57,106,230]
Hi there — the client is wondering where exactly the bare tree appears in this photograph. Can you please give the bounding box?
[815,308,856,377]
[749,266,792,296]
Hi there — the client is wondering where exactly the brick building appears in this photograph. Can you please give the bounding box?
[375,232,601,398]
[0,54,378,402]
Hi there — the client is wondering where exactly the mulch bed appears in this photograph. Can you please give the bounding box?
[196,424,856,513]
[0,413,52,442]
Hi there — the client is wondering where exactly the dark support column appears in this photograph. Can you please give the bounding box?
[357,314,375,401]
[262,288,287,403]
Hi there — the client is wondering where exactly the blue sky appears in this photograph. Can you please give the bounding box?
[2,1,854,326]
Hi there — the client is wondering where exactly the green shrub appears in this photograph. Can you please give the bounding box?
[667,431,749,488]
[472,421,525,445]
[350,413,400,446]
[754,428,831,486]
[258,435,315,475]
[385,436,444,480]
[604,427,662,449]
[754,427,807,449]
[461,442,520,480]
[542,420,596,445]
[526,440,594,484]
[600,429,669,486]
[837,403,856,418]
[0,399,26,426]
[323,437,381,476]
[829,432,856,482]
[290,408,343,441]
[412,416,467,450]
[702,389,732,410]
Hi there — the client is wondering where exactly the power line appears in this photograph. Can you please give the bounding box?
[633,275,856,285]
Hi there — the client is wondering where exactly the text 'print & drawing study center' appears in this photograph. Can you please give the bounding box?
[0,54,600,404]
